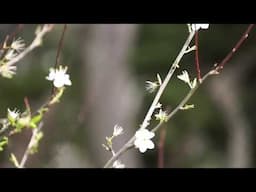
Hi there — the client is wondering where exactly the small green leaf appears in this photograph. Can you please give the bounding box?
[180,104,195,110]
[0,136,8,151]
[29,114,43,129]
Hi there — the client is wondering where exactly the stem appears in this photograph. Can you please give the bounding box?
[140,30,195,130]
[217,24,254,71]
[104,24,255,168]
[195,31,201,81]
[55,24,67,69]
[19,122,43,168]
[0,24,24,49]
[52,24,68,95]
[151,70,216,133]
[104,30,195,168]
[5,24,54,68]
[158,127,166,168]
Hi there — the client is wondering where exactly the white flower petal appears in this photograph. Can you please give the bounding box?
[177,70,190,84]
[191,24,209,31]
[53,79,65,88]
[139,145,147,153]
[134,139,142,148]
[147,131,155,139]
[113,124,124,137]
[46,69,56,81]
[146,140,155,149]
[134,128,155,153]
[46,65,72,88]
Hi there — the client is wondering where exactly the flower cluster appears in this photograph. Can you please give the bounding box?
[0,37,26,78]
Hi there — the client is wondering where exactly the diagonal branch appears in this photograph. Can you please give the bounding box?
[217,24,254,71]
[5,24,54,68]
[103,30,195,168]
[195,31,202,81]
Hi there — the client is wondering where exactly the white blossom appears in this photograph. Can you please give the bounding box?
[113,124,124,137]
[5,50,17,61]
[177,70,190,84]
[145,81,159,93]
[46,65,72,88]
[177,70,197,89]
[112,160,125,168]
[134,128,155,153]
[191,24,209,31]
[0,64,17,78]
[11,38,26,53]
[7,108,20,122]
[155,109,168,122]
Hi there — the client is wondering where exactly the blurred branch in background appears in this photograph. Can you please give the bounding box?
[80,24,142,167]
[208,48,256,167]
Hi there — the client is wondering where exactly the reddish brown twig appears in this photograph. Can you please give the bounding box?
[55,24,67,69]
[24,97,31,116]
[0,24,24,49]
[217,24,255,71]
[51,24,68,95]
[158,127,166,168]
[9,24,24,41]
[195,31,202,82]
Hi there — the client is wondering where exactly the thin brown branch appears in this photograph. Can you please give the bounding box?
[217,24,255,71]
[0,24,24,49]
[9,24,24,42]
[158,127,166,168]
[195,31,202,81]
[24,97,31,116]
[51,24,68,95]
[55,24,67,69]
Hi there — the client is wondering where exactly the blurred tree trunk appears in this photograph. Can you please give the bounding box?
[208,49,255,167]
[80,24,143,167]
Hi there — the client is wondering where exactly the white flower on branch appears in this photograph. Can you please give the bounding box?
[4,50,18,61]
[177,70,197,89]
[46,65,72,88]
[0,64,17,78]
[112,160,125,168]
[177,70,190,84]
[155,102,162,109]
[145,81,159,93]
[7,108,20,121]
[191,24,209,31]
[155,109,168,122]
[134,128,155,153]
[11,38,26,53]
[113,124,124,137]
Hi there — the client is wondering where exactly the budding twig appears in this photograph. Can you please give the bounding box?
[104,30,196,168]
[217,24,254,71]
[5,24,54,68]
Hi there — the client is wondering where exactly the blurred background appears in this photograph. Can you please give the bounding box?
[0,24,256,168]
